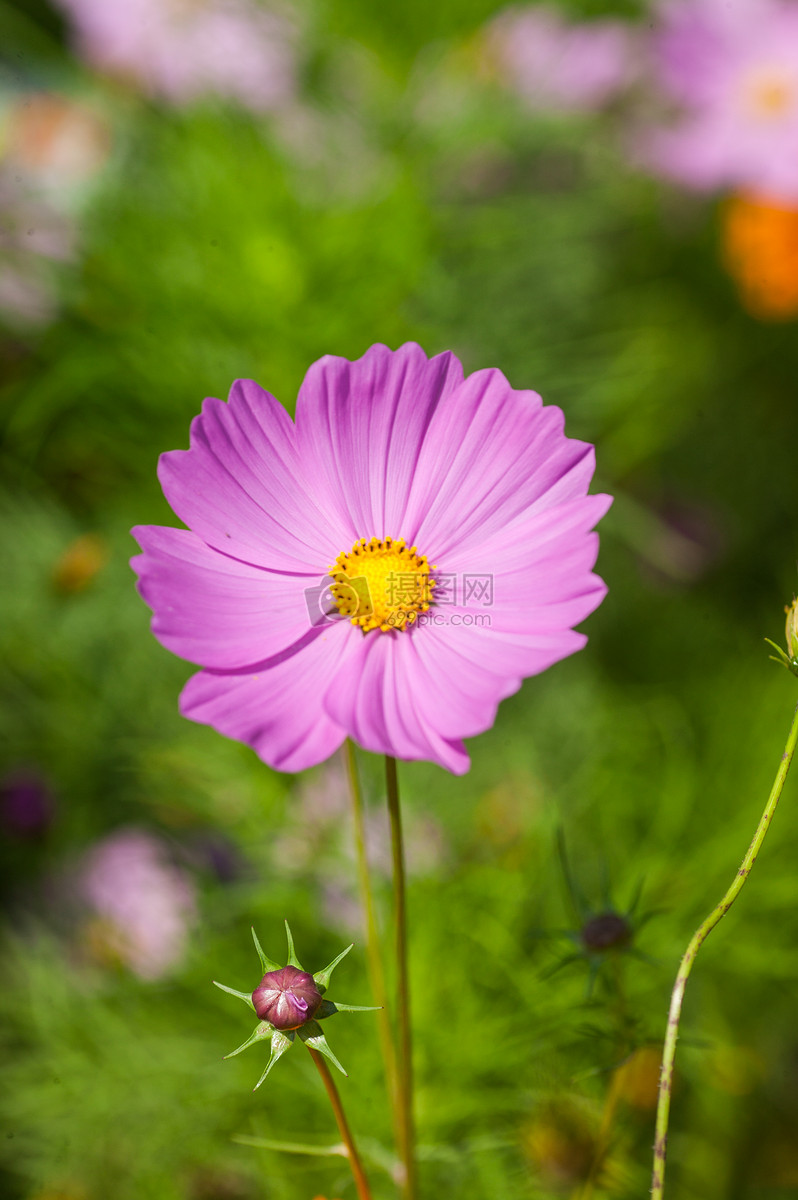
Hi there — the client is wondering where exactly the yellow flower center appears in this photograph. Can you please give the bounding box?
[745,69,795,118]
[329,537,436,633]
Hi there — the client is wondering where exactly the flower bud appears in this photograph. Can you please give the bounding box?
[580,912,631,953]
[252,965,323,1031]
[786,598,798,661]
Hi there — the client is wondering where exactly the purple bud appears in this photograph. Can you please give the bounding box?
[252,965,323,1031]
[580,912,631,953]
[0,767,55,839]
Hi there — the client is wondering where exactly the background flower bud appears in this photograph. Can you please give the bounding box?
[252,965,323,1031]
[785,599,798,661]
[580,912,632,953]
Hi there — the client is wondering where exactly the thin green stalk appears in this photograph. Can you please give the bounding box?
[575,1066,625,1200]
[307,1045,373,1200]
[651,701,798,1200]
[577,955,630,1200]
[385,755,417,1200]
[342,742,401,1143]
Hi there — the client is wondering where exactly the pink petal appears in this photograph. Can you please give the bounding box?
[295,343,465,542]
[158,379,345,573]
[400,368,596,558]
[444,493,612,574]
[322,633,470,774]
[131,525,315,669]
[416,622,589,712]
[180,626,353,773]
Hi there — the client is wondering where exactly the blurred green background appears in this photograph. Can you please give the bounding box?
[2,0,798,1198]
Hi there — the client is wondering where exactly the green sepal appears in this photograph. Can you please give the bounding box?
[316,998,381,1020]
[312,943,352,992]
[284,920,303,969]
[224,1021,272,1059]
[251,927,280,974]
[765,639,798,677]
[329,1002,382,1013]
[253,1030,294,1090]
[297,1021,348,1076]
[213,980,255,1010]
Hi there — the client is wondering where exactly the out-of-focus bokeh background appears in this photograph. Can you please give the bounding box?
[2,0,798,1196]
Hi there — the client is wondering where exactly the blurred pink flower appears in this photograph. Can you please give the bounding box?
[642,0,798,201]
[0,168,76,328]
[53,0,297,112]
[487,5,637,112]
[81,829,197,980]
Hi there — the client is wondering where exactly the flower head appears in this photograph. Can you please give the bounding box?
[132,343,611,775]
[53,0,296,113]
[215,924,377,1086]
[252,965,323,1030]
[579,911,632,954]
[641,0,798,202]
[722,193,798,320]
[80,828,197,979]
[486,5,637,113]
[535,831,654,995]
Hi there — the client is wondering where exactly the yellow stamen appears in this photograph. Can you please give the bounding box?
[329,537,437,633]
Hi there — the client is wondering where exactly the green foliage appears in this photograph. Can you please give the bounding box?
[3,1,798,1198]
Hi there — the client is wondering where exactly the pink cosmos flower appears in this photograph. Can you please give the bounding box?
[642,0,798,201]
[81,829,197,980]
[132,343,610,775]
[487,5,637,112]
[52,0,296,113]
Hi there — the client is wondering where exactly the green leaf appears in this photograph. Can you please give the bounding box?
[213,980,255,1010]
[224,1021,272,1059]
[312,942,353,992]
[251,927,280,975]
[297,1021,348,1076]
[284,920,303,969]
[253,1030,294,1090]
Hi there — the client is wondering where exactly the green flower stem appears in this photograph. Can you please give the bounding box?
[577,1066,625,1200]
[651,700,798,1200]
[343,742,401,1141]
[385,755,417,1200]
[578,957,630,1200]
[306,1045,372,1200]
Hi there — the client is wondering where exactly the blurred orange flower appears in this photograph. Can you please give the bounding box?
[722,193,798,320]
[52,532,108,593]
